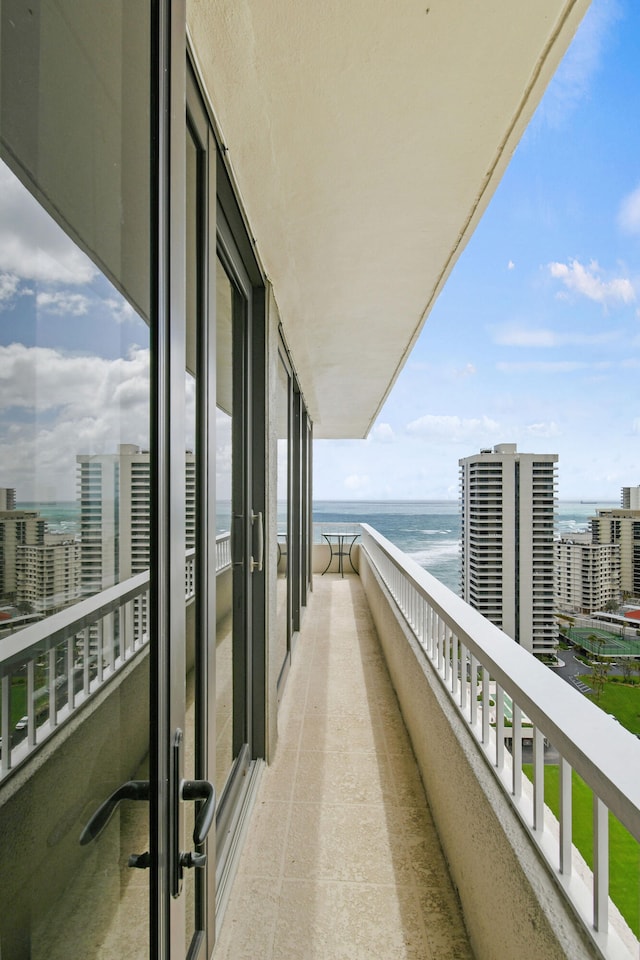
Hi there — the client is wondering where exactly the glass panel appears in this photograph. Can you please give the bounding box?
[276,354,290,678]
[215,258,234,797]
[0,2,150,957]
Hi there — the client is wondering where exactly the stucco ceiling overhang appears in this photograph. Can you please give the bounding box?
[189,0,590,438]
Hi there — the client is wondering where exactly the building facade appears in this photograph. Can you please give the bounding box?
[555,533,620,614]
[460,443,558,657]
[16,534,81,615]
[591,508,640,598]
[621,485,640,509]
[0,511,46,603]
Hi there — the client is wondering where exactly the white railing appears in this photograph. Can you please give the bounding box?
[0,533,232,781]
[361,524,640,960]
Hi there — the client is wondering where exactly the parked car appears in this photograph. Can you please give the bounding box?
[15,716,28,730]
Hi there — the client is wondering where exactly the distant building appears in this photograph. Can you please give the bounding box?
[76,444,195,595]
[0,510,46,602]
[459,443,558,657]
[16,534,81,614]
[0,488,16,511]
[555,534,620,614]
[590,508,640,598]
[621,485,640,510]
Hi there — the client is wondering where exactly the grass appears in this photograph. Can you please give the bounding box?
[578,676,640,736]
[523,763,640,936]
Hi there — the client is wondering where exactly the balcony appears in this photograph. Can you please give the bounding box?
[1,526,639,959]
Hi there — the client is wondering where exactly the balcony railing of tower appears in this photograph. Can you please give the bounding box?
[360,523,639,959]
[0,532,231,780]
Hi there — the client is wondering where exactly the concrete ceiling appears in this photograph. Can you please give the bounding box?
[189,0,590,438]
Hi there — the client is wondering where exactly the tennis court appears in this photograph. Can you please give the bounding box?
[564,626,640,657]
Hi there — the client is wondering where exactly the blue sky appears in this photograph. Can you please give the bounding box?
[314,0,640,502]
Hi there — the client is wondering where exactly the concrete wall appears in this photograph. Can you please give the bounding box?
[359,551,599,960]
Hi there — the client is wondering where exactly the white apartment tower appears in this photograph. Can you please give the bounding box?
[16,534,81,614]
[590,508,640,598]
[621,486,640,510]
[77,444,196,594]
[459,443,558,657]
[555,534,620,614]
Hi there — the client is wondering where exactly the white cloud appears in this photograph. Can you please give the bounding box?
[526,421,561,438]
[406,414,500,443]
[370,422,395,443]
[493,323,619,347]
[618,184,640,234]
[36,291,91,316]
[548,258,635,304]
[0,160,97,285]
[453,363,476,379]
[0,272,19,304]
[508,260,515,271]
[0,343,150,499]
[631,420,640,436]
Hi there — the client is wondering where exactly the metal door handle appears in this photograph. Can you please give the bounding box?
[251,510,264,572]
[182,778,216,846]
[79,780,149,845]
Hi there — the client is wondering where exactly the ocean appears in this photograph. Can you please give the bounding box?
[313,499,617,594]
[19,499,617,596]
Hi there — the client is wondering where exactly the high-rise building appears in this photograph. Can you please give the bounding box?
[0,488,16,511]
[591,508,640,598]
[555,533,620,614]
[76,444,196,595]
[621,486,640,510]
[16,534,81,615]
[0,510,46,602]
[459,443,558,657]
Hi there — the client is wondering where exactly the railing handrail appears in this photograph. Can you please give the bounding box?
[360,523,640,845]
[0,533,232,674]
[0,571,150,672]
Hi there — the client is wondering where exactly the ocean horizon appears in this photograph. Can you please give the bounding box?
[19,498,618,596]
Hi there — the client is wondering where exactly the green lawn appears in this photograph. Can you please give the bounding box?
[578,676,640,736]
[523,764,639,936]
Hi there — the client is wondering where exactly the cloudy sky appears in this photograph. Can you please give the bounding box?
[314,0,640,502]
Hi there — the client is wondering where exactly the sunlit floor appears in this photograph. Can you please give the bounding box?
[214,574,474,960]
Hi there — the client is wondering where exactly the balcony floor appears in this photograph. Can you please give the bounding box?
[214,574,474,959]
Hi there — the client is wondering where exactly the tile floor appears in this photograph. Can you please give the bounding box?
[214,574,474,960]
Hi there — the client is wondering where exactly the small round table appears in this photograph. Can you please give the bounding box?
[321,532,359,577]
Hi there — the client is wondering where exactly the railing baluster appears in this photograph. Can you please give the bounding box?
[97,616,104,682]
[459,643,467,714]
[27,659,36,747]
[512,704,522,800]
[533,727,544,832]
[437,616,444,673]
[67,635,75,711]
[1,673,10,773]
[83,627,90,695]
[593,796,609,931]
[470,655,478,727]
[482,667,490,745]
[559,756,572,875]
[495,684,504,769]
[48,647,57,728]
[450,630,457,695]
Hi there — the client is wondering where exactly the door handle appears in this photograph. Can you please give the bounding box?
[79,780,149,845]
[182,778,216,846]
[251,510,264,572]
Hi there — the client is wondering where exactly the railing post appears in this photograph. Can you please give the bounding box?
[495,685,504,769]
[27,659,36,747]
[533,727,545,832]
[482,667,490,745]
[593,796,609,932]
[512,704,522,799]
[48,646,57,729]
[1,674,10,773]
[559,756,572,876]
